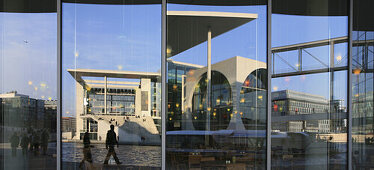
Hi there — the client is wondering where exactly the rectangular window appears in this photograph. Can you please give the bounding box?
[61,2,162,168]
[271,1,348,169]
[166,1,268,169]
[352,0,374,168]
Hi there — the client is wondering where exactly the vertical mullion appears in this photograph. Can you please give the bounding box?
[347,0,353,169]
[57,0,62,169]
[266,0,272,169]
[161,0,167,169]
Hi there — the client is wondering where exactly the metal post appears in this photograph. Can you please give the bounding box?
[87,119,89,132]
[266,1,272,169]
[161,0,167,169]
[206,27,212,146]
[272,53,275,74]
[330,41,335,113]
[298,48,302,71]
[57,0,62,168]
[328,40,335,169]
[104,76,107,114]
[347,0,353,169]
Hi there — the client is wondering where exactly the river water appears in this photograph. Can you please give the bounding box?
[62,142,161,167]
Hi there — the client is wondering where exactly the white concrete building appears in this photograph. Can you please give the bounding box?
[68,69,161,145]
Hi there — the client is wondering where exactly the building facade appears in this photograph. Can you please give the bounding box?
[68,69,162,144]
[0,92,57,141]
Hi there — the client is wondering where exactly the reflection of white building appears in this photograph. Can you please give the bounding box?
[272,90,347,133]
[182,56,267,131]
[68,69,161,145]
[352,91,373,136]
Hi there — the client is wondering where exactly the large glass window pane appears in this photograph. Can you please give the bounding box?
[0,2,57,169]
[61,2,161,169]
[352,0,374,169]
[166,1,267,169]
[271,1,348,169]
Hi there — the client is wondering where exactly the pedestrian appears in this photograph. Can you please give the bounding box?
[10,132,19,157]
[41,129,49,155]
[20,133,30,156]
[79,131,93,169]
[33,131,40,156]
[103,125,121,165]
[28,129,34,151]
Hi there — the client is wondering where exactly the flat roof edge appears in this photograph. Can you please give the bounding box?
[167,11,258,19]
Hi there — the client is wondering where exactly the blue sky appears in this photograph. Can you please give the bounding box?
[0,13,57,101]
[1,3,351,117]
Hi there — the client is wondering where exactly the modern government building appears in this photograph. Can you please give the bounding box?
[0,0,373,169]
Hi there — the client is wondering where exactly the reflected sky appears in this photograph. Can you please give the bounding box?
[1,3,348,117]
[0,13,57,100]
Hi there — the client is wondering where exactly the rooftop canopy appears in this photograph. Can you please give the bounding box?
[67,69,160,85]
[167,11,257,57]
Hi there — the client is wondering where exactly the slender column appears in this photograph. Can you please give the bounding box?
[298,48,302,71]
[86,119,89,132]
[328,40,335,169]
[266,1,272,169]
[104,76,107,114]
[57,0,62,168]
[161,0,166,169]
[330,42,335,115]
[347,0,353,169]
[206,27,212,146]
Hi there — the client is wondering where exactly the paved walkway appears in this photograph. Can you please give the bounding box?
[0,148,56,170]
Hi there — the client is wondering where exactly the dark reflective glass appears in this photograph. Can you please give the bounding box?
[192,71,232,131]
[352,1,374,169]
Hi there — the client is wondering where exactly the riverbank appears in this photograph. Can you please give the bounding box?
[62,143,161,168]
[63,140,161,146]
[63,162,161,170]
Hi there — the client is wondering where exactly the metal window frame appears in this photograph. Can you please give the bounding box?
[161,0,167,170]
[56,1,166,169]
[347,0,353,169]
[266,0,272,170]
[57,0,62,169]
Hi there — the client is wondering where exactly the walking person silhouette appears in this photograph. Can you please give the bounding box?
[79,131,93,169]
[41,129,49,155]
[10,132,19,157]
[103,125,121,165]
[20,133,29,156]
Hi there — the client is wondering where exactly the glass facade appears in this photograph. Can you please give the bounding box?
[0,1,57,169]
[352,0,374,169]
[271,1,349,169]
[165,1,267,169]
[61,1,162,169]
[0,0,373,169]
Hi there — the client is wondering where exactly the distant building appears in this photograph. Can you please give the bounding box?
[352,91,373,135]
[44,100,57,133]
[272,90,347,133]
[0,91,54,141]
[61,117,76,140]
[62,117,76,133]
